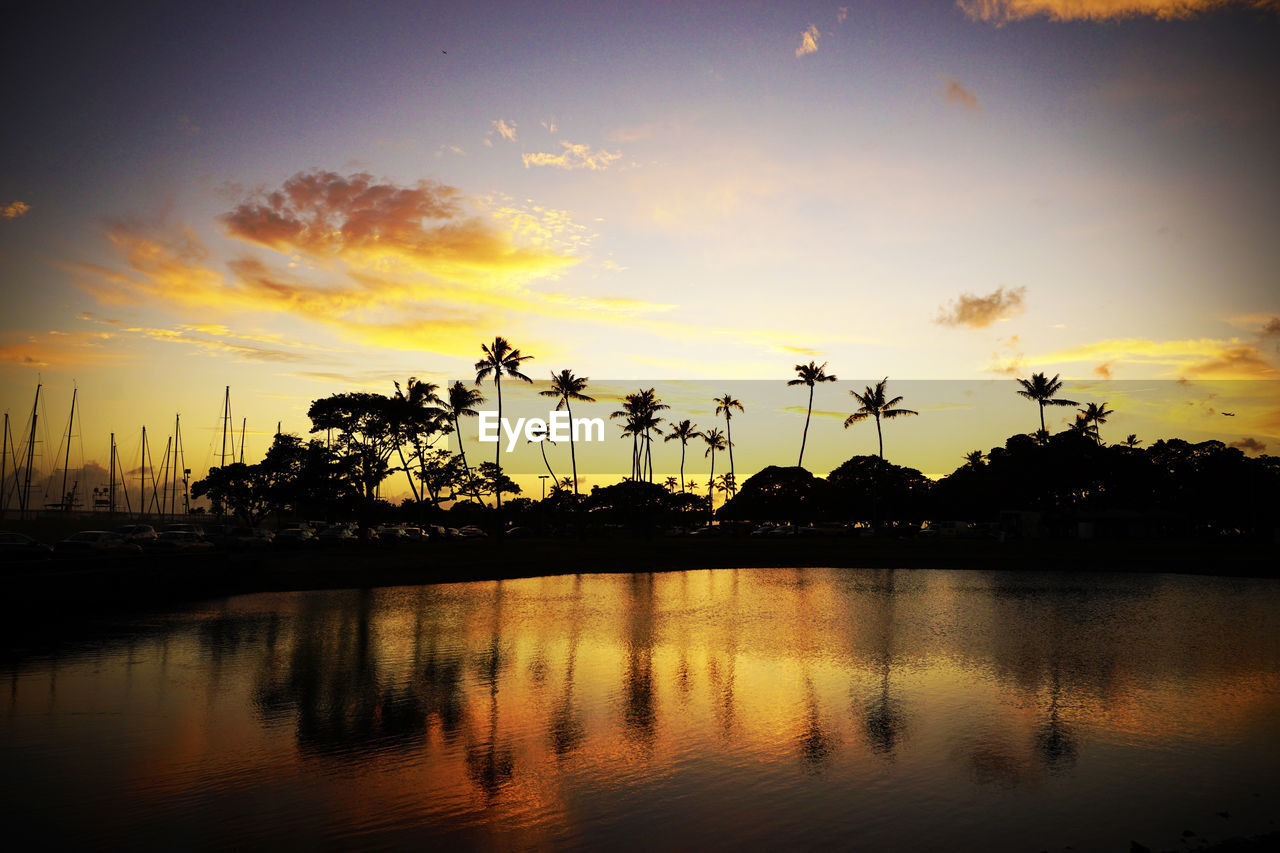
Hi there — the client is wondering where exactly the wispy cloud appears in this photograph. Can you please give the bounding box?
[796,24,820,58]
[837,7,849,24]
[491,119,518,141]
[958,0,1277,23]
[522,142,623,171]
[937,285,1026,328]
[2,200,31,220]
[0,329,119,368]
[942,77,981,111]
[1028,337,1280,379]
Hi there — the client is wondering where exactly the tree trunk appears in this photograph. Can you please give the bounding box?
[799,384,813,467]
[876,415,883,459]
[566,399,579,495]
[494,373,503,508]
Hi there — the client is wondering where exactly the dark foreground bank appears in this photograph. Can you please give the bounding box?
[3,535,1275,621]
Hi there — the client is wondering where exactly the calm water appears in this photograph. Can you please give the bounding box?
[4,569,1279,851]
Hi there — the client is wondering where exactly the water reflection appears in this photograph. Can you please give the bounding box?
[3,569,1279,851]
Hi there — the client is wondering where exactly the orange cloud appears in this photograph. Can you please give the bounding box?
[0,330,120,368]
[491,119,518,141]
[958,0,1276,23]
[937,285,1026,328]
[2,200,30,220]
[1094,361,1116,378]
[943,77,980,111]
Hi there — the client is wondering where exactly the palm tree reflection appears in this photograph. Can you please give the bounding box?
[549,575,586,758]
[465,583,515,799]
[622,573,657,748]
[859,570,906,759]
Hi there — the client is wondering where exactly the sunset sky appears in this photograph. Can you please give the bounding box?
[1,0,1277,498]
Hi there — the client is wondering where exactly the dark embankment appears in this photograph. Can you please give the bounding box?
[4,535,1275,613]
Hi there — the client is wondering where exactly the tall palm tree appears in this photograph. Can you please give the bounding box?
[844,377,918,460]
[444,380,486,502]
[787,361,837,468]
[713,394,743,495]
[664,419,702,494]
[475,336,533,507]
[702,427,726,516]
[539,369,595,496]
[611,388,668,482]
[1077,401,1114,444]
[1015,372,1078,434]
[392,377,445,504]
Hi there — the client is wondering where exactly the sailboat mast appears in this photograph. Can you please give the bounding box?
[60,387,76,511]
[21,383,40,516]
[221,386,230,468]
[1,413,8,517]
[139,425,148,518]
[171,413,180,518]
[109,432,116,514]
[239,417,246,464]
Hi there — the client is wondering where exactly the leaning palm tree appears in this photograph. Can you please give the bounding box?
[664,419,702,494]
[527,436,558,485]
[1077,401,1114,444]
[844,377,918,460]
[713,393,743,495]
[787,361,837,468]
[540,369,595,496]
[702,427,727,515]
[1015,372,1078,434]
[444,380,486,503]
[475,336,533,507]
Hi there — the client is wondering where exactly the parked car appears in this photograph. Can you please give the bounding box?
[116,523,158,542]
[316,526,357,543]
[0,531,53,560]
[149,530,215,552]
[162,523,207,540]
[226,527,275,548]
[54,530,142,555]
[273,527,316,547]
[456,526,488,539]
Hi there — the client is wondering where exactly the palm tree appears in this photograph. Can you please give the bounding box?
[475,336,533,507]
[1121,433,1142,449]
[539,369,595,496]
[611,388,667,482]
[844,377,918,459]
[702,427,727,515]
[963,450,985,470]
[787,361,837,468]
[1077,401,1114,444]
[527,436,558,484]
[713,394,743,495]
[663,476,678,492]
[392,377,445,504]
[664,419,702,494]
[444,380,486,503]
[1015,372,1078,434]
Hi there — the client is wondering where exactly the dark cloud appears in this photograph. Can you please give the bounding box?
[1228,437,1267,454]
[938,286,1027,329]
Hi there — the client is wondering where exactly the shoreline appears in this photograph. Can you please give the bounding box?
[4,536,1275,614]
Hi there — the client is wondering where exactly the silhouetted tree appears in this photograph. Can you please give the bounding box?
[844,377,917,460]
[788,361,838,468]
[664,419,702,494]
[540,369,595,495]
[713,393,743,495]
[1015,372,1078,434]
[475,336,533,508]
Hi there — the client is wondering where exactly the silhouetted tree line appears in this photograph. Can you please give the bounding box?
[188,359,1277,538]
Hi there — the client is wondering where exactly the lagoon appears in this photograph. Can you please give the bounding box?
[3,568,1279,850]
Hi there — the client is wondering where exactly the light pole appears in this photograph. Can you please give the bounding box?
[539,474,550,500]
